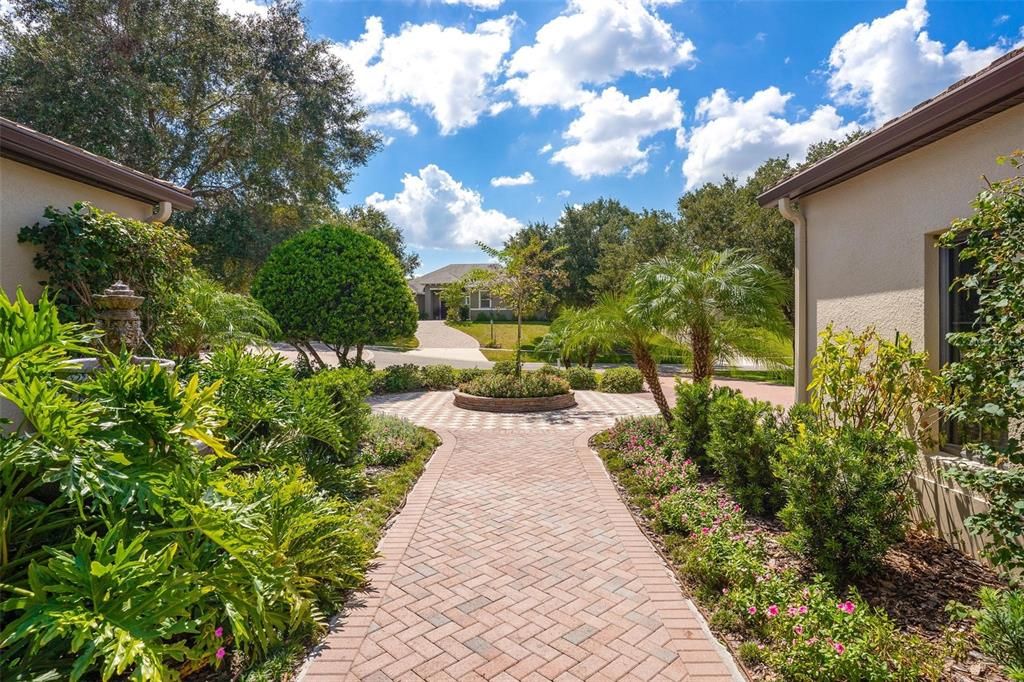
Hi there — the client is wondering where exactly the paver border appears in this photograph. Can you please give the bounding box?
[571,430,745,681]
[300,428,459,680]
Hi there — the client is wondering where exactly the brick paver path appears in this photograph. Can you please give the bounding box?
[303,391,741,681]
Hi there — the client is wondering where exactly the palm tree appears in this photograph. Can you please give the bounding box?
[631,249,791,383]
[562,293,674,421]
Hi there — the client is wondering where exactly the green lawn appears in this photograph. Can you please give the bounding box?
[384,335,419,350]
[450,320,551,362]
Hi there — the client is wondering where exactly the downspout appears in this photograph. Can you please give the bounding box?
[146,200,173,223]
[778,197,809,403]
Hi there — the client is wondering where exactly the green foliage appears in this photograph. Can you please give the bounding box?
[360,415,432,468]
[459,372,570,398]
[18,203,195,331]
[564,366,598,390]
[344,206,420,278]
[964,588,1024,679]
[672,378,729,466]
[939,152,1024,578]
[599,366,644,393]
[774,426,917,583]
[420,364,459,390]
[706,391,786,516]
[252,225,417,366]
[631,249,792,382]
[809,324,941,447]
[491,360,517,376]
[368,364,424,395]
[0,294,435,679]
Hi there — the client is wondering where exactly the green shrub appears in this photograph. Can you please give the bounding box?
[536,364,565,377]
[631,454,699,496]
[774,425,917,582]
[369,364,424,394]
[730,573,939,681]
[599,366,644,393]
[707,391,786,516]
[361,414,431,467]
[491,360,517,375]
[299,367,371,461]
[454,367,488,384]
[672,378,729,466]
[969,588,1024,680]
[564,366,598,390]
[459,371,570,398]
[420,364,458,390]
[252,225,417,365]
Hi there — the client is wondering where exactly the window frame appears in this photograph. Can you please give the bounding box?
[479,290,492,309]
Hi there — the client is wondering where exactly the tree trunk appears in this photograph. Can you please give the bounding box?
[297,340,326,371]
[690,326,713,383]
[355,344,364,363]
[634,344,673,423]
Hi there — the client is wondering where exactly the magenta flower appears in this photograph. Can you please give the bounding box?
[214,626,224,638]
[216,647,226,661]
[834,642,845,655]
[793,625,803,635]
[767,604,779,618]
[748,606,757,615]
[837,600,856,614]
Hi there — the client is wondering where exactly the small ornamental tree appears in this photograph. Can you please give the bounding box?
[940,152,1024,578]
[252,225,417,368]
[477,236,567,375]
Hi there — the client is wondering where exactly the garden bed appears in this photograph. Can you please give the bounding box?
[593,419,1009,682]
[453,389,576,413]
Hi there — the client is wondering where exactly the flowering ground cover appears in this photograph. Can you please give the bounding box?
[593,416,1008,681]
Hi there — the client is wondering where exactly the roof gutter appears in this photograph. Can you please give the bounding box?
[778,198,808,403]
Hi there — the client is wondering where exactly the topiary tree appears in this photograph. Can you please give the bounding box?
[252,224,417,368]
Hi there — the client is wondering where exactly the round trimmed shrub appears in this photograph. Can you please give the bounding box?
[459,372,570,398]
[369,364,423,394]
[564,366,598,390]
[599,366,644,393]
[252,224,417,351]
[420,364,458,390]
[536,364,566,378]
[491,360,516,375]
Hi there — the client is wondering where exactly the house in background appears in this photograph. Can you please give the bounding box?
[758,47,1024,561]
[0,116,194,302]
[409,263,513,320]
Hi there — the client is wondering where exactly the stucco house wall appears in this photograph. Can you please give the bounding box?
[797,102,1024,560]
[1,157,159,301]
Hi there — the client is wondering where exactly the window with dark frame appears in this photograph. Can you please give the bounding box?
[939,241,982,450]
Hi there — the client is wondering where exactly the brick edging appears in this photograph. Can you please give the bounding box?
[300,428,459,680]
[572,430,746,681]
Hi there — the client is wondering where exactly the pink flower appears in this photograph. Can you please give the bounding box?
[215,626,224,638]
[834,642,845,655]
[797,605,808,615]
[793,625,803,635]
[837,601,856,614]
[721,588,729,595]
[216,647,226,661]
[767,604,779,618]
[748,606,757,615]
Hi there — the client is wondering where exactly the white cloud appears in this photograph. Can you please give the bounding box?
[332,15,514,134]
[503,0,696,109]
[366,164,521,248]
[443,0,503,8]
[552,87,683,178]
[994,14,1010,26]
[490,171,536,187]
[538,143,553,154]
[828,0,1005,124]
[681,86,859,189]
[364,109,419,137]
[217,0,269,15]
[488,101,512,116]
[557,190,571,198]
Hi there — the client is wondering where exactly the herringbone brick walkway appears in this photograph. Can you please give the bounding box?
[303,391,740,681]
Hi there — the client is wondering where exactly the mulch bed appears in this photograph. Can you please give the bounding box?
[598,446,1008,682]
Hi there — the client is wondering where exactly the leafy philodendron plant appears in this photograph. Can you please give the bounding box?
[939,152,1024,579]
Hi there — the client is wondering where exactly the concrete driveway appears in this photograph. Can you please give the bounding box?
[367,321,490,367]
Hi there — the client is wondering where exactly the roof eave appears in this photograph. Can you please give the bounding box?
[757,48,1024,207]
[0,118,195,210]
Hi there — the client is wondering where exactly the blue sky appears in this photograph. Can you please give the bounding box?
[229,0,1022,274]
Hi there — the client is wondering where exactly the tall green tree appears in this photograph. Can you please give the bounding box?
[589,209,683,295]
[477,236,567,376]
[0,0,379,285]
[632,249,791,382]
[344,205,420,277]
[551,199,637,306]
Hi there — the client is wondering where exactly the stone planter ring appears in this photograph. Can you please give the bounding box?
[452,390,577,413]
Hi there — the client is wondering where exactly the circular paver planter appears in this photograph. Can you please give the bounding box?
[453,390,577,413]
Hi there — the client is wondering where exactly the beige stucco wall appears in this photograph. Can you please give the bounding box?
[0,157,157,302]
[799,103,1024,561]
